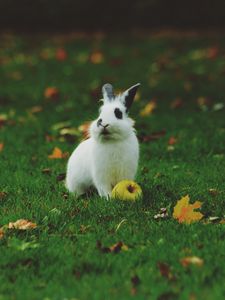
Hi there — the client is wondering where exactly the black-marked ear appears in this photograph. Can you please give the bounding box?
[102,83,115,102]
[122,83,140,111]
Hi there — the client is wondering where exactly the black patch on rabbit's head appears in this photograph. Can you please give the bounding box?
[114,108,123,119]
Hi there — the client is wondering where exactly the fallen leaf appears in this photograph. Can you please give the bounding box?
[0,228,4,239]
[0,114,9,128]
[140,130,166,142]
[170,98,184,109]
[79,224,91,234]
[140,100,157,116]
[180,256,204,267]
[208,188,219,196]
[90,51,104,64]
[0,143,4,152]
[168,136,177,145]
[157,262,174,280]
[28,106,43,114]
[130,275,140,295]
[59,127,79,136]
[212,103,224,111]
[8,219,37,230]
[78,122,91,139]
[197,97,209,111]
[0,191,7,199]
[40,47,54,60]
[167,145,175,151]
[154,208,169,220]
[207,46,219,59]
[56,173,66,181]
[55,48,67,61]
[208,216,220,222]
[42,168,51,174]
[173,195,204,224]
[96,241,128,253]
[48,147,68,159]
[44,87,60,100]
[51,121,72,131]
[45,135,55,142]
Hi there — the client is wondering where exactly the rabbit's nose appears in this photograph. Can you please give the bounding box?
[97,119,102,127]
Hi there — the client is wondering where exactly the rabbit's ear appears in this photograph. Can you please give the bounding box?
[122,83,140,111]
[102,83,115,102]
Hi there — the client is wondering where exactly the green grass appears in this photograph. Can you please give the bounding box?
[0,33,225,300]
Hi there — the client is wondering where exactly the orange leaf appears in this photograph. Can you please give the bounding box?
[55,48,67,61]
[168,136,177,145]
[44,87,60,100]
[90,51,104,64]
[8,219,37,230]
[0,143,4,152]
[140,100,157,116]
[180,256,204,267]
[173,195,203,224]
[48,147,68,159]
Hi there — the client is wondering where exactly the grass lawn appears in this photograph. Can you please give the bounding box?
[0,33,225,300]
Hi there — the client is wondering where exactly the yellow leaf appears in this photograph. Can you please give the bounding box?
[48,147,68,159]
[180,256,204,267]
[140,101,157,116]
[7,219,37,230]
[173,195,204,224]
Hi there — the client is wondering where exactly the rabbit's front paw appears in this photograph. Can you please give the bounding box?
[96,186,111,199]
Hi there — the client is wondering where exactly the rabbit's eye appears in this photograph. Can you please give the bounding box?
[114,108,123,119]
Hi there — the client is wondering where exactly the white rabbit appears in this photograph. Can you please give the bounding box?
[65,83,140,198]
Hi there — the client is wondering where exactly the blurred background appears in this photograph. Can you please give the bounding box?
[0,0,225,32]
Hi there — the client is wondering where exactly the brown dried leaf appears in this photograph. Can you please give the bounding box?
[55,48,67,61]
[97,241,128,253]
[0,191,7,199]
[170,98,184,109]
[8,219,37,230]
[208,188,219,196]
[158,262,174,280]
[44,87,60,100]
[0,228,4,239]
[180,256,204,267]
[168,136,177,145]
[56,173,66,182]
[130,275,141,295]
[28,106,43,114]
[140,130,166,143]
[0,143,4,152]
[42,168,51,175]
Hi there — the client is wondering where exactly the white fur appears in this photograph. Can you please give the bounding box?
[65,85,139,198]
